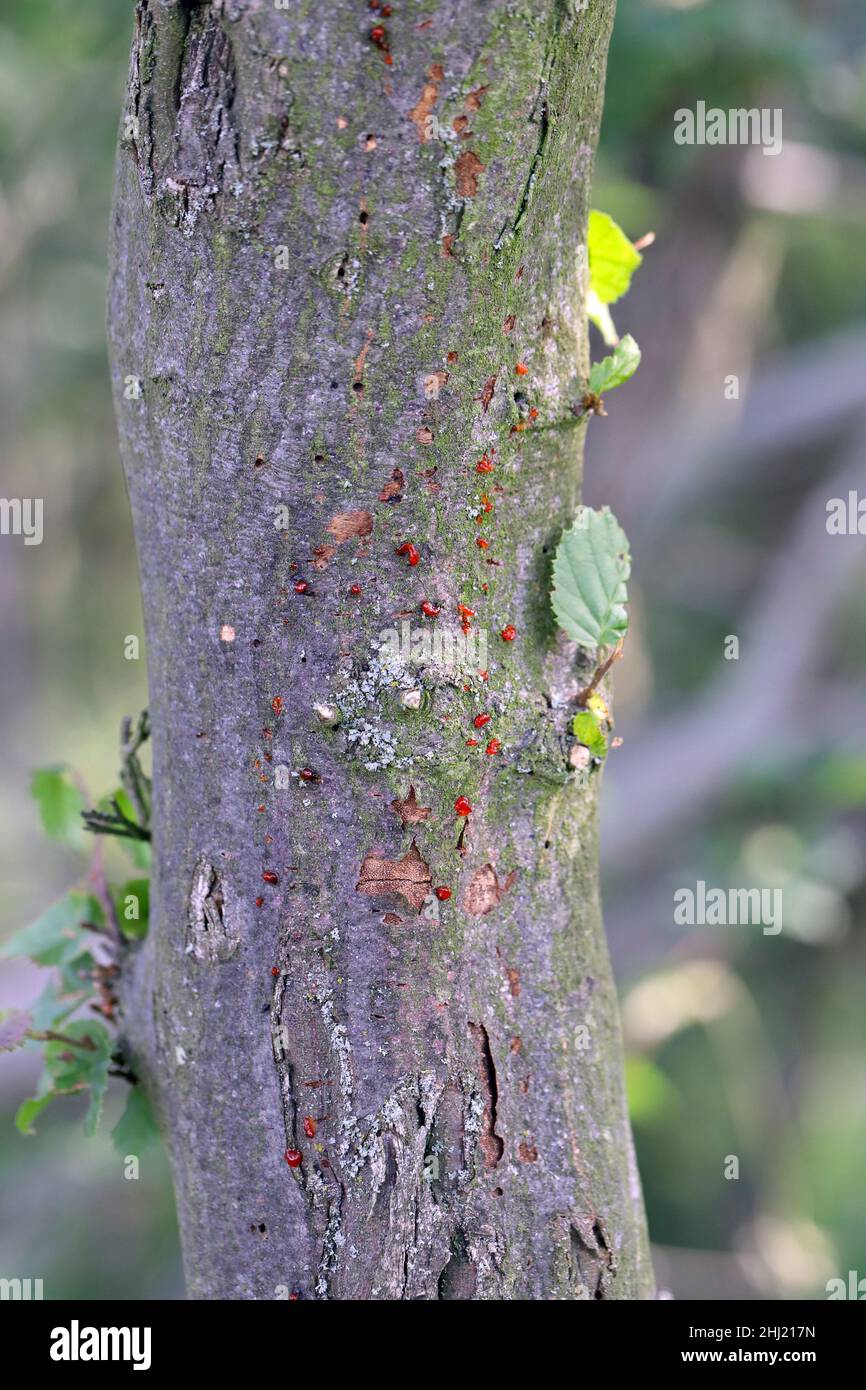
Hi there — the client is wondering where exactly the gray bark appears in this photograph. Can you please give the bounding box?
[108,0,652,1300]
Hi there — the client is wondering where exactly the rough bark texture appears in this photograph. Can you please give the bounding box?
[108,0,652,1300]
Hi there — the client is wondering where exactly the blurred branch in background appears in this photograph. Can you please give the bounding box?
[588,0,866,1300]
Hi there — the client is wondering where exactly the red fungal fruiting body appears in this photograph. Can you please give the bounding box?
[479,669,489,681]
[298,768,318,782]
[515,362,528,375]
[271,696,283,716]
[476,457,494,474]
[473,713,492,728]
[262,871,280,885]
[501,624,517,642]
[481,495,493,512]
[476,537,490,550]
[255,897,264,908]
[486,738,502,756]
[271,966,280,977]
[284,1148,302,1168]
[454,796,473,817]
[294,581,308,594]
[370,24,386,44]
[529,407,539,420]
[349,584,362,595]
[457,604,476,619]
[303,1116,317,1138]
[396,542,420,566]
[421,600,440,617]
[466,738,479,747]
[434,886,452,901]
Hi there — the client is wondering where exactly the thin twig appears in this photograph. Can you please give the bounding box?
[28,1029,97,1052]
[87,836,122,947]
[576,639,625,707]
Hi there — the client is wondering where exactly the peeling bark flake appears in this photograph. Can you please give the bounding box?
[186,859,238,963]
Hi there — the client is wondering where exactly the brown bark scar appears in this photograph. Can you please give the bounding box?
[378,467,405,502]
[464,85,488,112]
[455,151,485,197]
[312,544,336,570]
[408,63,444,143]
[477,374,497,413]
[326,510,374,544]
[356,839,432,913]
[463,862,515,916]
[390,785,431,825]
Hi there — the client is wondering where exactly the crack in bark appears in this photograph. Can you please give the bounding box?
[271,989,505,1298]
[467,1021,504,1168]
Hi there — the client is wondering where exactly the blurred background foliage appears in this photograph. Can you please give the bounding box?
[0,0,864,1299]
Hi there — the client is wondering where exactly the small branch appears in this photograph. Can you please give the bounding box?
[120,710,152,829]
[82,798,151,842]
[577,640,624,707]
[81,710,152,844]
[87,837,123,947]
[28,1029,97,1052]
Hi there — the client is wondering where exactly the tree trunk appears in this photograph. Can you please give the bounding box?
[108,0,652,1300]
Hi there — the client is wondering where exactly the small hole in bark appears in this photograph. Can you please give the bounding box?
[359,210,369,224]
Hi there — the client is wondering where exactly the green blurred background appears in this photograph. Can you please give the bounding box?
[1,0,865,1299]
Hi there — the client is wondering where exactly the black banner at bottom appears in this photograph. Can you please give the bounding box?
[0,1298,858,1375]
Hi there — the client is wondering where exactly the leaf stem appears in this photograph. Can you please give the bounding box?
[577,639,624,707]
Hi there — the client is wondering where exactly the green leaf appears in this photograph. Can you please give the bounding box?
[572,711,608,760]
[0,1009,32,1053]
[588,210,642,306]
[30,766,86,848]
[0,890,103,966]
[112,1087,159,1155]
[551,506,631,651]
[588,334,642,396]
[15,1091,57,1136]
[44,1020,112,1138]
[28,977,88,1031]
[625,1055,679,1127]
[114,879,149,939]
